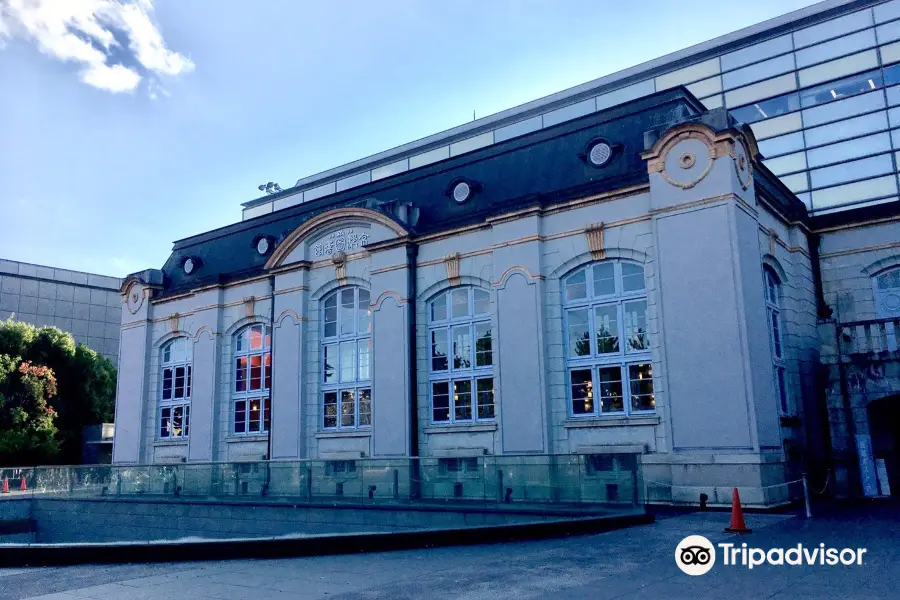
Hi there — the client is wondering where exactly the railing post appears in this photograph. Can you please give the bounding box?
[802,473,813,519]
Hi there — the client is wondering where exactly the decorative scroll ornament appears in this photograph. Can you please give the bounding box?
[731,136,753,191]
[585,222,605,260]
[312,228,370,258]
[125,282,144,315]
[445,252,461,286]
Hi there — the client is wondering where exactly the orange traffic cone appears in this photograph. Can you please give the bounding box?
[724,487,752,533]
[19,477,27,491]
[1,478,8,494]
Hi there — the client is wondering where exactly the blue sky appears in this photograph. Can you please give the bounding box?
[0,0,819,277]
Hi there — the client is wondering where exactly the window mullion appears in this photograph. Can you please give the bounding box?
[587,306,596,358]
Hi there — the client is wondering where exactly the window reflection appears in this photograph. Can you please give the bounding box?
[731,92,800,124]
[806,132,891,168]
[799,70,882,108]
[758,131,805,158]
[804,111,887,147]
[809,154,893,189]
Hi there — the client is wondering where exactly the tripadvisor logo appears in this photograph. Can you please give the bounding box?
[675,536,868,575]
[675,535,716,576]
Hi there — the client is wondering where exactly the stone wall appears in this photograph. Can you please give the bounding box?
[28,498,565,544]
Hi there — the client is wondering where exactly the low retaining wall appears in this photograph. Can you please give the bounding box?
[27,497,583,543]
[0,505,653,566]
[0,499,34,544]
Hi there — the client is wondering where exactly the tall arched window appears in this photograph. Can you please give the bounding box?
[159,337,191,439]
[428,287,494,423]
[322,287,371,429]
[873,267,900,319]
[764,266,789,414]
[564,261,653,417]
[232,324,271,434]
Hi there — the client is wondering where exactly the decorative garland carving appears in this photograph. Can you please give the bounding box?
[445,252,461,286]
[585,222,605,260]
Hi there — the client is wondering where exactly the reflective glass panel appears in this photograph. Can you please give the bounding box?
[570,369,594,415]
[809,153,893,188]
[795,28,876,68]
[730,92,800,124]
[598,366,624,413]
[723,53,795,90]
[799,70,882,108]
[802,89,884,127]
[758,131,805,157]
[629,364,655,412]
[592,263,616,297]
[804,112,887,147]
[806,132,891,167]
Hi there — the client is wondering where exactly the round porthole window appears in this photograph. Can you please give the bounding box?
[452,181,471,203]
[256,237,270,255]
[183,258,195,274]
[588,142,612,167]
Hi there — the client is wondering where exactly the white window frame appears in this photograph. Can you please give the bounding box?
[764,267,790,414]
[563,261,654,418]
[158,337,192,439]
[232,324,272,435]
[321,287,372,430]
[428,287,495,424]
[873,266,900,319]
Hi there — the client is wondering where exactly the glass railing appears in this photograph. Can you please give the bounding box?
[0,453,644,510]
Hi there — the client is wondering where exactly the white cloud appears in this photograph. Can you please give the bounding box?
[0,0,193,94]
[82,61,142,92]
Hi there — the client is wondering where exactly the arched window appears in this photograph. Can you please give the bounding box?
[232,324,271,434]
[873,267,900,318]
[563,261,653,417]
[159,337,191,439]
[428,287,494,423]
[322,287,371,429]
[764,267,789,414]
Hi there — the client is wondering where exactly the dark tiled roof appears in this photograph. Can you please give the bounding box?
[146,87,805,298]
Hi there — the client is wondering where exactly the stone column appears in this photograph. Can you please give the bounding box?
[491,214,548,454]
[369,245,411,457]
[270,269,308,459]
[642,121,784,503]
[187,305,219,462]
[113,279,154,464]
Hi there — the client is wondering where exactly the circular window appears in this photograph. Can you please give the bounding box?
[452,181,471,203]
[256,237,270,255]
[183,258,194,274]
[588,142,612,167]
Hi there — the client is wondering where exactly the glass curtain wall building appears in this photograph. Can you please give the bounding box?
[242,0,900,219]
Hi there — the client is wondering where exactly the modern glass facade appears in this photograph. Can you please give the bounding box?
[242,0,900,219]
[688,1,900,214]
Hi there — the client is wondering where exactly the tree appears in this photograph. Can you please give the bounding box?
[0,356,60,466]
[0,317,116,465]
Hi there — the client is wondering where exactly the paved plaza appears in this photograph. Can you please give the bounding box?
[2,504,898,599]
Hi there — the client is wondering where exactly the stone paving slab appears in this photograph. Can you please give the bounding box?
[5,505,899,599]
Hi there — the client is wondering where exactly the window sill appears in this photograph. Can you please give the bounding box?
[315,429,372,439]
[225,434,268,443]
[563,415,659,429]
[424,423,498,434]
[152,439,188,447]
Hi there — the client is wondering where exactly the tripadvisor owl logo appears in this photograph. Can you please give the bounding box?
[675,535,716,576]
[675,535,868,575]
